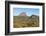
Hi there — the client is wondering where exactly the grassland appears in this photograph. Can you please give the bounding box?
[13,15,39,28]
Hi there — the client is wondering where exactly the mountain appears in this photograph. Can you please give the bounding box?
[19,12,27,16]
[29,15,39,19]
[13,15,39,28]
[31,15,39,18]
[26,15,39,26]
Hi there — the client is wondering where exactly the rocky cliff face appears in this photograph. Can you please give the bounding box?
[19,12,27,16]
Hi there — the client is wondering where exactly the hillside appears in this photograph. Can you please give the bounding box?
[13,15,39,28]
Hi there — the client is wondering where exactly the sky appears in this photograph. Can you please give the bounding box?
[13,8,39,16]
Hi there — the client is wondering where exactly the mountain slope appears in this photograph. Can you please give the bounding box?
[13,15,39,28]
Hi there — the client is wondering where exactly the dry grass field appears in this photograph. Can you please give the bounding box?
[13,15,39,28]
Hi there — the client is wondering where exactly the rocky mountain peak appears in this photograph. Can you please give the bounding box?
[19,12,27,16]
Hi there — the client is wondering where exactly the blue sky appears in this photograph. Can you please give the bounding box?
[13,8,39,16]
